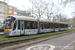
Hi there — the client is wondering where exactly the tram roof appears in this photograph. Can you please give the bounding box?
[7,15,68,24]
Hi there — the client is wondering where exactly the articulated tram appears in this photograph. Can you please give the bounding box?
[4,15,68,36]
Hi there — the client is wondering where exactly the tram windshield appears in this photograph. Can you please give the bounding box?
[5,16,16,29]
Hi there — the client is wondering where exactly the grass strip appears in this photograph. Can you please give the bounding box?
[0,29,75,44]
[0,29,75,49]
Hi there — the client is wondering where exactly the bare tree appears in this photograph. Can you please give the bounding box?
[53,0,75,22]
[28,0,75,22]
[60,0,75,6]
[71,17,75,26]
[46,8,51,20]
[46,1,54,20]
[29,0,49,19]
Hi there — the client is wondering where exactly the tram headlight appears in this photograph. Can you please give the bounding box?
[9,30,12,32]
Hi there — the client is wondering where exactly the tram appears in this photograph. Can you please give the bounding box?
[4,15,68,36]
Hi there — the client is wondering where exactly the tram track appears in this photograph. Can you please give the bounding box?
[0,29,75,49]
[0,31,67,42]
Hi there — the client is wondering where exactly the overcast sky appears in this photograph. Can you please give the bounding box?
[0,0,75,18]
[8,0,32,10]
[0,0,32,10]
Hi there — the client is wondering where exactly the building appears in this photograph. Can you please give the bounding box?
[17,10,24,16]
[7,5,18,16]
[0,1,31,23]
[0,1,7,23]
[18,10,31,17]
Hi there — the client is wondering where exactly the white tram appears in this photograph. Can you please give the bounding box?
[4,15,68,36]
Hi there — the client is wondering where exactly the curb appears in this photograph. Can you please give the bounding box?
[0,32,74,50]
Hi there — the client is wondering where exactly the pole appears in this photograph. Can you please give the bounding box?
[37,18,40,33]
[53,17,55,31]
[58,21,60,31]
[3,0,5,23]
[32,0,33,17]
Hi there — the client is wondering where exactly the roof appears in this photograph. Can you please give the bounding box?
[7,15,68,24]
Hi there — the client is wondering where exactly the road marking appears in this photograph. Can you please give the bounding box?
[26,44,55,50]
[61,40,75,50]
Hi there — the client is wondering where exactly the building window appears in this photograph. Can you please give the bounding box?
[4,8,7,11]
[0,7,2,10]
[14,8,17,10]
[0,12,2,14]
[0,3,2,5]
[9,11,12,13]
[9,7,12,9]
[0,17,2,18]
[14,12,17,14]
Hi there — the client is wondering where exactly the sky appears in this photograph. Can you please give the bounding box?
[61,1,75,18]
[0,0,32,10]
[0,0,75,18]
[8,0,32,10]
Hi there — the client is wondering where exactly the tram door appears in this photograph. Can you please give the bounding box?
[20,20,24,35]
[40,23,45,32]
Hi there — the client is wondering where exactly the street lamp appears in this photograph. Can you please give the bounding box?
[3,0,5,24]
[53,16,55,31]
[32,0,33,17]
[58,20,60,31]
[29,0,33,17]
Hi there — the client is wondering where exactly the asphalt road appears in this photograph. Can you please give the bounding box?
[15,32,75,50]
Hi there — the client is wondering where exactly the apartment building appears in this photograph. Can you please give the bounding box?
[0,1,7,23]
[18,10,31,17]
[0,1,31,23]
[7,5,18,15]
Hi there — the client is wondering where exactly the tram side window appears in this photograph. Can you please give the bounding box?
[65,24,67,28]
[51,23,53,29]
[60,24,61,28]
[13,21,16,30]
[24,21,27,29]
[65,25,66,28]
[18,20,20,29]
[45,22,50,28]
[62,24,64,28]
[27,21,37,29]
[61,24,62,28]
[67,25,68,28]
[63,24,65,28]
[55,23,58,28]
[60,24,63,28]
[66,25,68,28]
[60,24,64,28]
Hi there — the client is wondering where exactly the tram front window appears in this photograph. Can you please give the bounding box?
[5,20,13,29]
[5,16,16,29]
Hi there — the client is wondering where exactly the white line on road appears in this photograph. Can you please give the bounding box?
[25,44,55,50]
[61,40,75,50]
